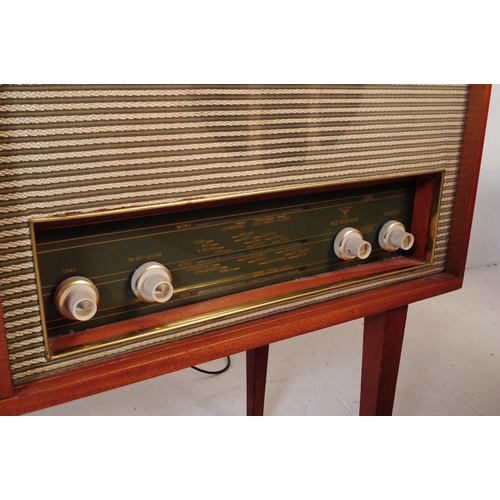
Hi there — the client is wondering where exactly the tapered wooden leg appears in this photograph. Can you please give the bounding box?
[246,344,270,416]
[360,305,408,416]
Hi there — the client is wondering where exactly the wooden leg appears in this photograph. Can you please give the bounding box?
[246,344,269,416]
[360,305,408,416]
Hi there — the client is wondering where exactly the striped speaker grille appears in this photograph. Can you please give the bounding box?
[0,84,469,381]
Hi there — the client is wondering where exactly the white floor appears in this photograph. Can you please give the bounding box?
[28,265,500,416]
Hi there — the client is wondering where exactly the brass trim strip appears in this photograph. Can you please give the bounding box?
[29,170,443,361]
[49,260,433,360]
[30,170,441,226]
[426,170,445,264]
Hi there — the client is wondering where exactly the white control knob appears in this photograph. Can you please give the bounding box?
[378,221,414,252]
[131,262,174,303]
[334,228,372,261]
[54,277,99,321]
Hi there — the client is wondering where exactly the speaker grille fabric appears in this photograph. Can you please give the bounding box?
[0,84,469,381]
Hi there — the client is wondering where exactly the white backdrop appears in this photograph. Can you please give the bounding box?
[467,84,500,268]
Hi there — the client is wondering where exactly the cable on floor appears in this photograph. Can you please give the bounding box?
[191,356,231,375]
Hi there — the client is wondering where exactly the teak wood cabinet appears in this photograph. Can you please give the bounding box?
[0,84,492,415]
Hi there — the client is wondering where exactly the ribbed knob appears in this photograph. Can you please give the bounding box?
[54,277,99,321]
[131,262,174,303]
[378,221,414,252]
[334,228,372,261]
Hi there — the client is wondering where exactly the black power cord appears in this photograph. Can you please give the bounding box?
[191,356,231,375]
